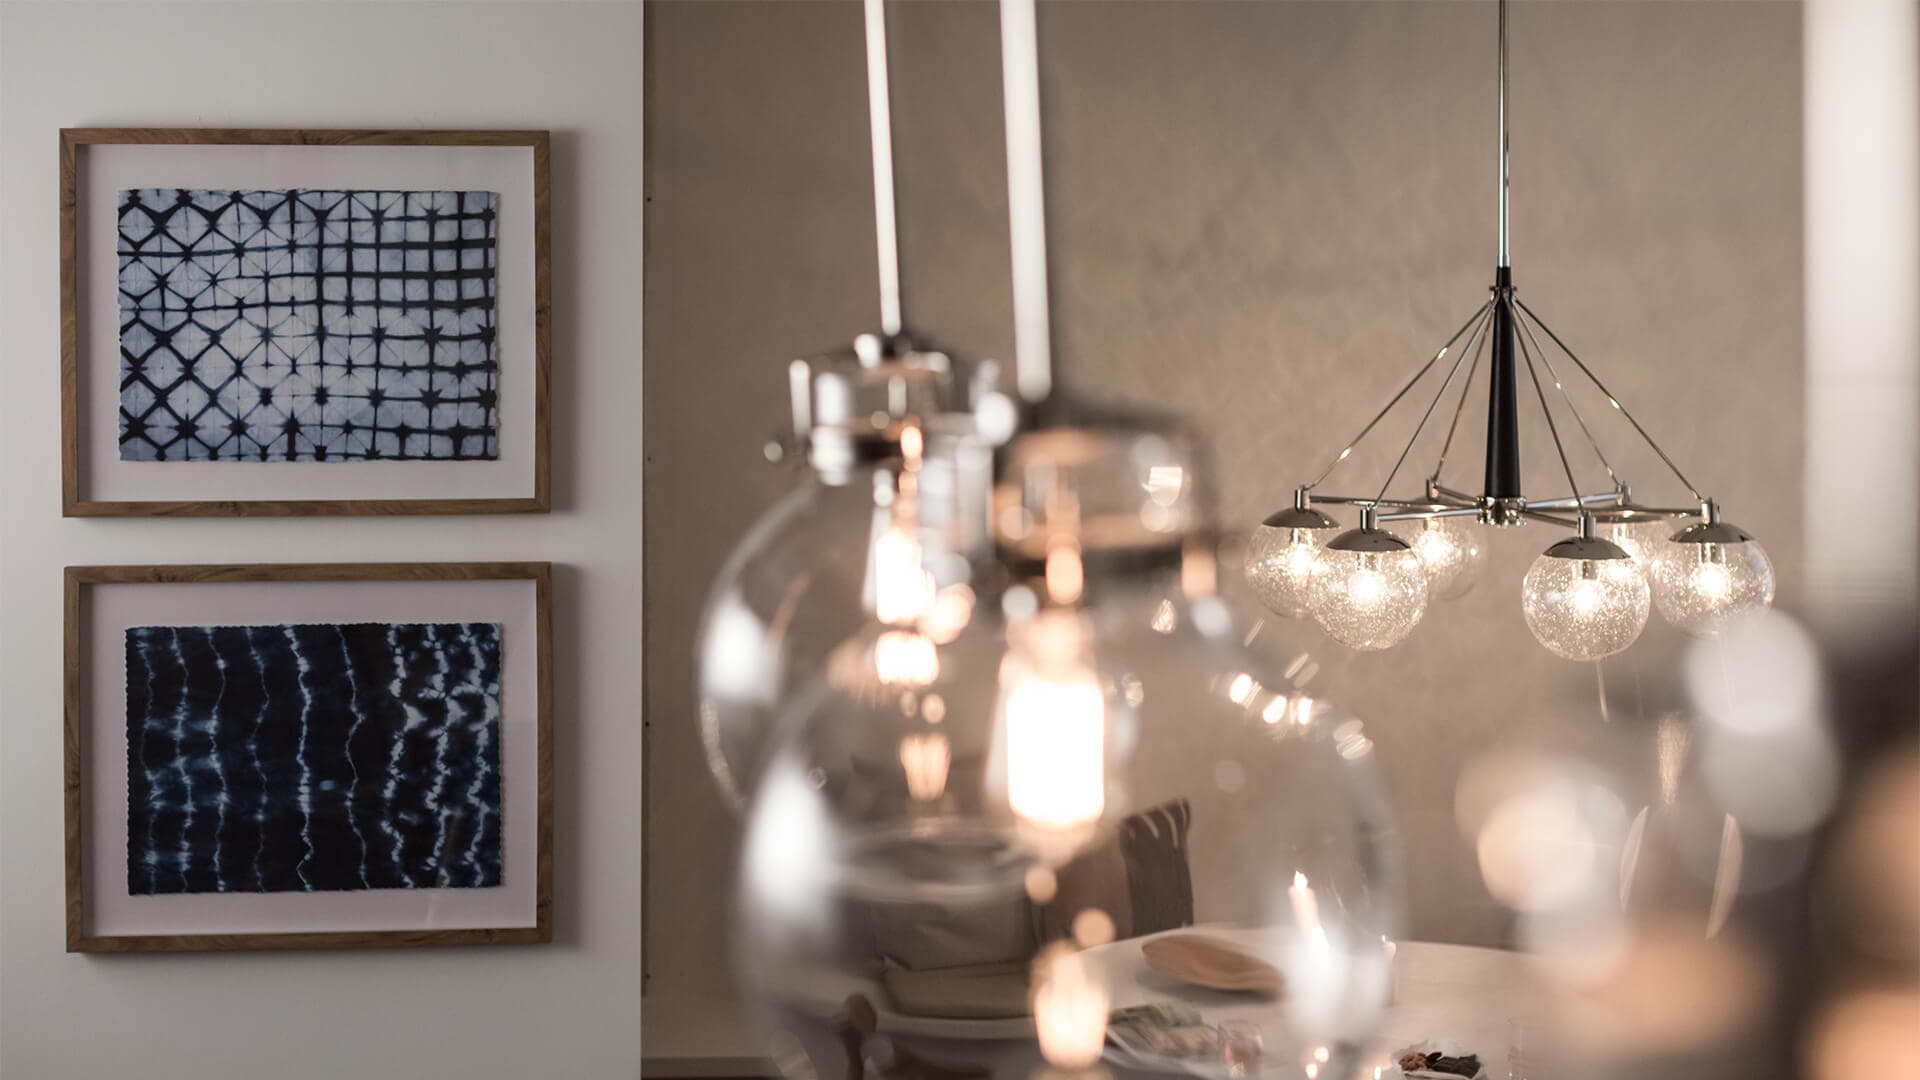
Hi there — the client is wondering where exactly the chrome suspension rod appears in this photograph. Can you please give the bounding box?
[1497,0,1511,268]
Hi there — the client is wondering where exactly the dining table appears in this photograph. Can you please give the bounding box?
[1087,930,1543,1079]
[641,935,1547,1079]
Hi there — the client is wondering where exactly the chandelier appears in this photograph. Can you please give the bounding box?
[1250,0,1774,659]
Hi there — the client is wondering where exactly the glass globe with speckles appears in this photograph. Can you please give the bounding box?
[1310,545,1429,651]
[1522,548,1651,660]
[1409,516,1487,601]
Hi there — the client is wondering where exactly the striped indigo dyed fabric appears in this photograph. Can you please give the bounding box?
[124,622,503,895]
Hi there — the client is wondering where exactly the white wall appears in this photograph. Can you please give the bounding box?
[1803,0,1920,645]
[0,3,644,1077]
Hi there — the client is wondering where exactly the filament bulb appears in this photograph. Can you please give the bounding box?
[998,610,1108,860]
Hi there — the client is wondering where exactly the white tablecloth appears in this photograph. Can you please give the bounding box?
[726,933,1542,1079]
[1083,930,1541,1078]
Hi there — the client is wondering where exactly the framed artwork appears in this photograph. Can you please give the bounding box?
[59,129,552,516]
[64,562,553,952]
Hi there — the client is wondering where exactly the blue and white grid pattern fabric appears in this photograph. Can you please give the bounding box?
[116,188,500,463]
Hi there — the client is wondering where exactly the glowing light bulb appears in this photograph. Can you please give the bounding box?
[1248,503,1340,618]
[921,583,975,644]
[1349,566,1388,608]
[1651,509,1775,638]
[1289,871,1322,931]
[1522,545,1650,660]
[1286,544,1317,575]
[1309,540,1428,652]
[870,524,935,625]
[898,732,951,802]
[1571,576,1603,617]
[1032,945,1109,1067]
[1004,668,1105,831]
[1249,527,1330,618]
[999,611,1107,856]
[872,629,939,687]
[1693,561,1732,603]
[1410,517,1486,600]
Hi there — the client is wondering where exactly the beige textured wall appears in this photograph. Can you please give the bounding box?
[643,0,1801,1002]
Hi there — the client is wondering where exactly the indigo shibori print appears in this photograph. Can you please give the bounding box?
[124,622,504,895]
[116,189,500,462]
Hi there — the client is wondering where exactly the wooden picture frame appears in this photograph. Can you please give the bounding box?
[60,128,552,516]
[65,562,554,952]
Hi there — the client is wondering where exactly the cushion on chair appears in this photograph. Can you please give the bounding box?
[1119,798,1195,935]
[881,961,1033,1020]
[1033,798,1194,943]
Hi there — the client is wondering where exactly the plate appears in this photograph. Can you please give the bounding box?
[1387,1039,1490,1080]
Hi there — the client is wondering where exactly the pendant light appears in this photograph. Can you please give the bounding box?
[734,5,1399,1078]
[1651,498,1777,638]
[1521,515,1652,661]
[1311,505,1431,652]
[693,0,964,810]
[1255,0,1773,657]
[1247,488,1341,618]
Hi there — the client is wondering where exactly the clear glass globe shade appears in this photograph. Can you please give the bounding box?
[1599,517,1673,570]
[1410,517,1487,601]
[696,469,932,812]
[1651,539,1775,639]
[1309,546,1429,651]
[735,583,1400,1080]
[1247,524,1332,618]
[1521,554,1651,660]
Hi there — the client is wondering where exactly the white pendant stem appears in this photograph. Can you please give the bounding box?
[1001,0,1053,405]
[864,0,904,337]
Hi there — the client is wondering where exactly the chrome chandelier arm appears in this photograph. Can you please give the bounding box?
[1307,494,1466,511]
[1374,303,1493,503]
[1619,503,1714,518]
[1519,508,1580,528]
[865,0,905,337]
[1378,505,1486,523]
[1515,305,1589,505]
[1430,308,1493,487]
[1525,492,1625,511]
[1515,299,1706,502]
[1513,308,1622,490]
[1303,301,1494,491]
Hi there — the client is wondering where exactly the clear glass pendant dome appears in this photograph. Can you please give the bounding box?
[1593,512,1673,570]
[735,415,1401,1080]
[1247,492,1340,619]
[1309,510,1429,651]
[1650,507,1774,639]
[1521,531,1651,661]
[694,336,955,810]
[1408,515,1487,601]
